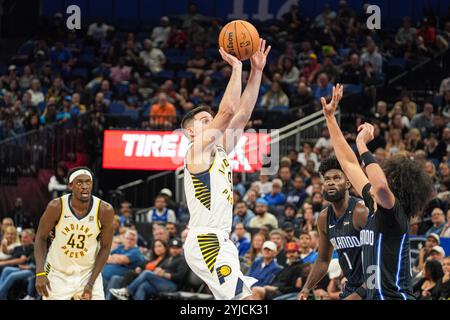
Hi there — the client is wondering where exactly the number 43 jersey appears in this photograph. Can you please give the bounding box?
[46,194,102,275]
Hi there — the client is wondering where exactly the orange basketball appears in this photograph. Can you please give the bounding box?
[218,20,259,61]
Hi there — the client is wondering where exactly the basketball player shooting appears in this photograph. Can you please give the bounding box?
[34,167,115,300]
[181,39,270,300]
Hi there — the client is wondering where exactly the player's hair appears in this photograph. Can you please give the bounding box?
[180,105,214,130]
[382,155,433,218]
[318,156,343,177]
[66,166,94,182]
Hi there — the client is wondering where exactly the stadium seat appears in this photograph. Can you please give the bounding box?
[108,101,126,114]
[269,105,290,115]
[37,102,47,112]
[159,270,213,300]
[17,41,36,56]
[157,70,175,81]
[176,71,194,79]
[72,67,90,79]
[344,84,363,95]
[77,53,96,67]
[115,83,129,98]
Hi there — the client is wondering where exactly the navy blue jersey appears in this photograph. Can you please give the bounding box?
[361,184,415,300]
[326,196,364,297]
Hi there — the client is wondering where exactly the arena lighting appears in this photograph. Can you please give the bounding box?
[102,130,271,172]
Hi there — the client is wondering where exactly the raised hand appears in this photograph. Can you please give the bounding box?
[321,83,343,117]
[250,38,271,71]
[356,122,375,145]
[219,47,242,68]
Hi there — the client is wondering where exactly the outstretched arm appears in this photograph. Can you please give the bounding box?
[222,39,271,154]
[298,211,333,300]
[356,123,396,209]
[322,84,370,196]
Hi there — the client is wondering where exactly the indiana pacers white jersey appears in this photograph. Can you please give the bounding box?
[184,144,257,300]
[184,144,234,233]
[46,194,101,276]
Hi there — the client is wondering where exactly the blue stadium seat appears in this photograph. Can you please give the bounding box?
[142,103,151,117]
[78,53,96,67]
[168,56,188,68]
[17,41,36,56]
[37,102,46,112]
[72,68,90,79]
[387,58,406,70]
[123,108,140,121]
[344,84,363,95]
[115,83,129,98]
[176,71,194,79]
[163,48,181,58]
[157,70,175,81]
[108,101,126,114]
[269,105,290,115]
[204,48,218,59]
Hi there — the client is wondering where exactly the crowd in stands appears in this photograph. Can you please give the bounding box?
[1,1,450,300]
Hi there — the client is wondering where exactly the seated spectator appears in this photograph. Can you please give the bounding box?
[245,232,267,266]
[87,21,114,42]
[413,260,444,300]
[144,240,169,272]
[395,17,417,49]
[140,39,166,74]
[260,82,289,110]
[246,241,282,287]
[394,92,417,120]
[282,221,299,243]
[280,57,300,85]
[417,233,440,273]
[280,202,302,229]
[367,123,387,152]
[385,128,406,156]
[436,256,450,299]
[118,201,135,227]
[298,142,319,170]
[411,102,434,135]
[313,73,333,102]
[249,199,278,230]
[233,201,255,229]
[340,53,362,84]
[426,208,447,236]
[429,246,446,264]
[151,16,171,48]
[270,229,287,267]
[103,229,144,291]
[253,174,272,196]
[233,223,251,257]
[110,57,132,84]
[0,229,35,299]
[152,224,170,244]
[109,238,188,300]
[278,167,294,194]
[360,38,383,74]
[290,82,314,117]
[0,226,20,261]
[48,163,68,199]
[150,93,176,129]
[298,231,318,264]
[405,128,425,153]
[187,45,208,79]
[264,179,286,207]
[166,222,178,240]
[10,197,34,231]
[251,242,304,300]
[302,53,321,83]
[0,229,34,274]
[141,195,176,224]
[440,209,450,237]
[286,177,309,210]
[26,79,45,107]
[314,128,332,154]
[424,134,447,163]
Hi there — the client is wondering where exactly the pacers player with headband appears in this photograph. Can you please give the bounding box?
[34,167,115,300]
[181,38,270,299]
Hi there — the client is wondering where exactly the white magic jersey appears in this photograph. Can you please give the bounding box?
[46,194,101,275]
[184,144,234,233]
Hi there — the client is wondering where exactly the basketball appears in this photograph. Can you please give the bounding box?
[218,20,259,61]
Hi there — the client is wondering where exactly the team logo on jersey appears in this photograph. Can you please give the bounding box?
[217,265,232,284]
[60,223,94,259]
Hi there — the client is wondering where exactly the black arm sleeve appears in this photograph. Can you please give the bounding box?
[361,183,375,213]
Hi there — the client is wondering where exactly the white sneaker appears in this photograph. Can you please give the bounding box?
[109,288,130,300]
[22,295,36,300]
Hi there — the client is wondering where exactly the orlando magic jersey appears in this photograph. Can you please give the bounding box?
[326,196,364,296]
[361,184,415,300]
[184,144,234,233]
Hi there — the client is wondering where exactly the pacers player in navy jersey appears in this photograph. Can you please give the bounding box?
[299,156,369,300]
[322,84,433,300]
[181,40,270,300]
[34,167,115,300]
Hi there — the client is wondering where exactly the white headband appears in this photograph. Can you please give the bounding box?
[69,169,93,183]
